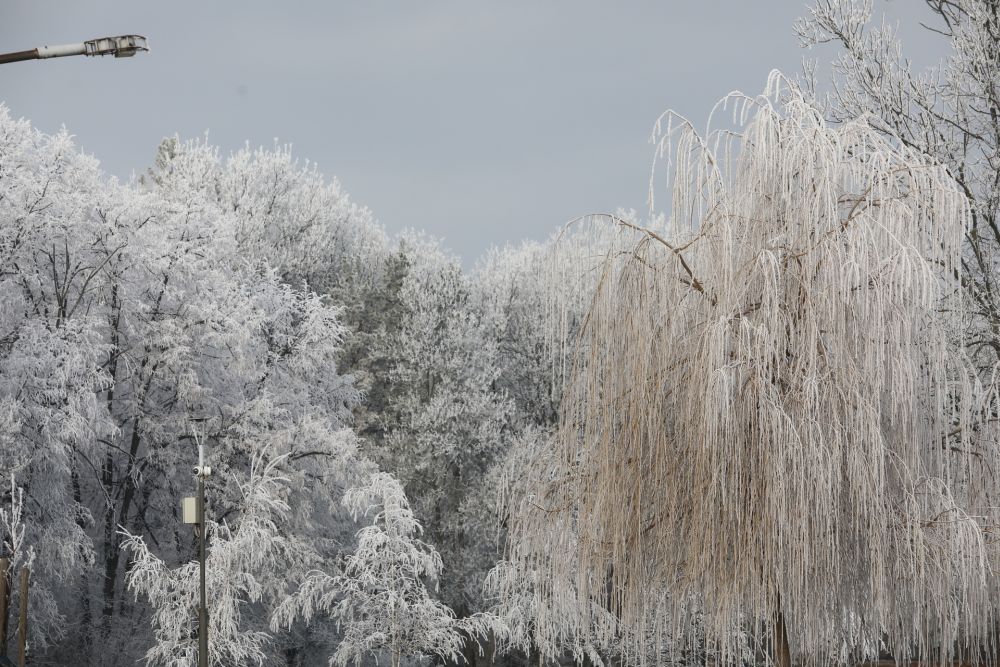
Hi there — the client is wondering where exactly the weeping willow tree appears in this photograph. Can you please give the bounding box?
[496,74,1000,667]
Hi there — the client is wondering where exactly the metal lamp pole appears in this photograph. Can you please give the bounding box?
[196,444,211,667]
[183,441,211,667]
[0,35,148,65]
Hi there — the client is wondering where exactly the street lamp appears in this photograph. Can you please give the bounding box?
[0,35,148,65]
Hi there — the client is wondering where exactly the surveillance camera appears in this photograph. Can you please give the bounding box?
[193,465,202,475]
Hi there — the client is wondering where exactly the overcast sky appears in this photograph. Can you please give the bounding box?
[0,1,942,262]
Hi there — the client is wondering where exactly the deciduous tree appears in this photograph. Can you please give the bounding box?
[496,76,1000,666]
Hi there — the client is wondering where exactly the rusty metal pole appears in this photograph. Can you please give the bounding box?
[0,44,84,65]
[17,567,28,667]
[0,558,8,656]
[0,50,39,65]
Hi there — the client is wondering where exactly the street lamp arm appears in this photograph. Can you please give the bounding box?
[0,34,148,65]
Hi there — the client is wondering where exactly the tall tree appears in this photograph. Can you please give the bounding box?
[0,109,115,657]
[272,471,493,667]
[496,78,1000,666]
[350,234,513,624]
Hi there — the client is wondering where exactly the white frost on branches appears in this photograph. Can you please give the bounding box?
[123,452,309,667]
[273,472,493,667]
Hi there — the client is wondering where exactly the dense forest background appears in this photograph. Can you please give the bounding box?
[0,108,603,665]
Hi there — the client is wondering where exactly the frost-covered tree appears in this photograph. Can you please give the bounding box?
[343,234,513,629]
[0,108,115,656]
[496,76,1000,666]
[96,143,384,665]
[145,135,388,295]
[797,0,1000,374]
[82,180,363,665]
[274,472,492,667]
